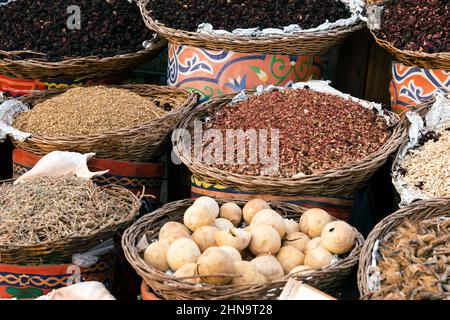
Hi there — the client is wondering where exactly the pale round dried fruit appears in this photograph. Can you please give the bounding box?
[249,225,281,256]
[289,265,314,276]
[166,238,201,271]
[219,202,242,226]
[304,247,333,269]
[242,199,270,225]
[191,226,218,252]
[174,263,200,284]
[214,228,251,251]
[299,208,332,238]
[193,196,219,219]
[276,246,305,274]
[184,204,215,232]
[219,246,242,262]
[144,241,170,272]
[251,255,284,281]
[251,209,286,238]
[159,230,191,245]
[197,247,236,284]
[305,237,323,255]
[285,219,300,234]
[159,221,190,244]
[283,232,311,252]
[321,221,355,254]
[232,261,266,285]
[214,218,234,231]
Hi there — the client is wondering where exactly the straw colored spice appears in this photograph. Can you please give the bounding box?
[371,218,449,300]
[399,128,450,198]
[0,176,136,246]
[14,86,169,136]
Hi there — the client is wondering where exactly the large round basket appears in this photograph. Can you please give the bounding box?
[0,34,167,82]
[122,198,364,300]
[0,181,141,265]
[357,197,450,299]
[10,84,198,162]
[365,0,450,70]
[138,0,363,55]
[172,90,407,197]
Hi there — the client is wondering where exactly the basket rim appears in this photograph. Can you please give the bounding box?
[357,196,450,298]
[138,0,364,53]
[0,182,141,251]
[13,84,197,142]
[173,88,406,190]
[122,198,365,298]
[365,0,450,68]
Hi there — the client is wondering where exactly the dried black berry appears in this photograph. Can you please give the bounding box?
[147,0,351,32]
[0,0,153,61]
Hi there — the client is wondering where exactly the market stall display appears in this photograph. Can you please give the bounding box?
[392,94,450,206]
[173,81,406,197]
[365,0,450,69]
[7,85,197,161]
[358,197,450,300]
[122,197,364,300]
[138,0,364,55]
[0,0,166,81]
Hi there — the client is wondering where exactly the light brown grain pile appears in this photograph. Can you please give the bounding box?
[14,86,168,136]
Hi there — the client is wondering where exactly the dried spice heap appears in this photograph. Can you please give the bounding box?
[375,0,449,53]
[371,218,449,300]
[0,0,153,61]
[202,89,390,177]
[148,0,351,32]
[14,86,174,136]
[0,176,137,246]
[398,128,450,198]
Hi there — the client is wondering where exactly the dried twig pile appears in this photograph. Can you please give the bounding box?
[372,217,450,300]
[0,176,139,246]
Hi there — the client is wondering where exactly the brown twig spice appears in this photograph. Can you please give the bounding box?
[14,86,176,136]
[0,176,138,246]
[371,218,449,300]
[200,89,390,177]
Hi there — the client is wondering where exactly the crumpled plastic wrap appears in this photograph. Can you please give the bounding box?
[392,93,450,206]
[36,281,116,300]
[196,0,364,37]
[231,80,390,124]
[0,99,31,143]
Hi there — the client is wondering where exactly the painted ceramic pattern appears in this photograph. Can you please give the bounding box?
[390,62,449,113]
[168,43,322,101]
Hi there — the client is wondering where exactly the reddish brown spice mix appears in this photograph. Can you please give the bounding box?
[199,89,390,178]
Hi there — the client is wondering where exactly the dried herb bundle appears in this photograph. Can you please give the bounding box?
[372,217,450,300]
[0,176,138,246]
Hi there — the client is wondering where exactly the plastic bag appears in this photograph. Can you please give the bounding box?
[0,99,31,143]
[72,239,115,268]
[15,151,109,184]
[37,282,115,300]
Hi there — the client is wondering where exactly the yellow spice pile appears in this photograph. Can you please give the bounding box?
[401,128,450,198]
[14,86,168,136]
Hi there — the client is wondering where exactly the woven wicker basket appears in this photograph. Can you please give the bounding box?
[366,0,450,70]
[172,90,407,197]
[0,181,141,265]
[122,198,364,300]
[11,84,198,162]
[357,197,450,299]
[138,0,363,55]
[0,35,167,81]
